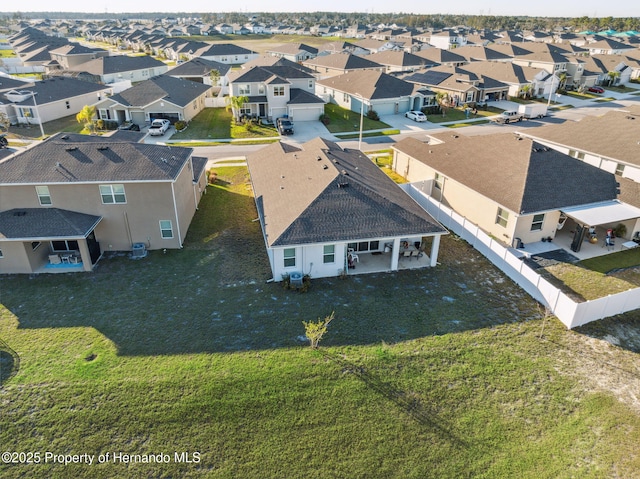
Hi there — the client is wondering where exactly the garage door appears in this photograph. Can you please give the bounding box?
[288,106,324,122]
[148,112,180,124]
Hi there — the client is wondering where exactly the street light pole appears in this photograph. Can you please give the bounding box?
[356,93,364,151]
[547,72,557,108]
[31,91,45,138]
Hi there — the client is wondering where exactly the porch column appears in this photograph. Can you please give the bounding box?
[430,235,441,267]
[390,238,401,271]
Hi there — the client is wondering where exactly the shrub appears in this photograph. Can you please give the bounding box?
[366,110,380,121]
[174,120,187,131]
[319,113,330,125]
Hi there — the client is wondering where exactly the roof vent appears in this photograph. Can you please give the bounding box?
[341,169,348,176]
[317,156,322,161]
[61,135,69,140]
[97,146,109,151]
[65,146,77,151]
[322,164,328,170]
[13,211,27,217]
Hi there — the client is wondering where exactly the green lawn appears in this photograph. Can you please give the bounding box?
[170,108,278,140]
[427,106,502,124]
[322,103,391,133]
[0,49,16,57]
[6,114,84,140]
[2,168,640,478]
[336,129,400,139]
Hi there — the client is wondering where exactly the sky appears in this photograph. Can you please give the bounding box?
[7,0,640,17]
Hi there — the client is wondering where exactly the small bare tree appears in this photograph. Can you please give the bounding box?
[303,312,335,349]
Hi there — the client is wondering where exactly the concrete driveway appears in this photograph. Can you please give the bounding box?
[282,120,337,143]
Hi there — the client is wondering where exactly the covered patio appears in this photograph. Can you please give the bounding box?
[0,208,103,274]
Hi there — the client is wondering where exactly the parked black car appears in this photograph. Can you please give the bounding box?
[0,133,8,148]
[276,117,294,135]
[118,122,140,131]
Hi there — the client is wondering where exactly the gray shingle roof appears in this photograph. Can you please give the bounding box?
[67,55,167,75]
[247,138,447,247]
[167,57,231,77]
[0,77,109,106]
[0,208,102,240]
[317,70,415,100]
[0,133,193,184]
[288,88,325,105]
[393,134,618,215]
[303,52,383,71]
[520,110,640,168]
[108,74,211,108]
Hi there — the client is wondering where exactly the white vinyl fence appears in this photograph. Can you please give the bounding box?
[402,183,640,328]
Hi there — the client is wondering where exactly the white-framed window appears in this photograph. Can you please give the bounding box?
[0,249,3,258]
[31,241,42,251]
[21,107,34,118]
[258,84,265,95]
[159,220,173,239]
[274,86,285,97]
[496,207,509,228]
[283,248,296,267]
[238,84,251,95]
[99,109,111,120]
[615,163,625,176]
[99,184,126,204]
[531,213,545,231]
[308,79,314,89]
[65,100,70,110]
[35,185,52,205]
[343,92,349,102]
[323,245,335,264]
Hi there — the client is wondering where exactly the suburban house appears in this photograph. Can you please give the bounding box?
[0,133,208,274]
[192,43,259,65]
[166,57,231,86]
[227,65,325,121]
[246,138,448,281]
[391,133,640,252]
[302,52,385,79]
[48,43,110,69]
[413,48,468,67]
[316,70,434,116]
[517,109,640,183]
[586,37,637,55]
[366,50,431,73]
[0,77,112,126]
[428,30,468,50]
[401,66,484,106]
[64,55,169,84]
[266,43,319,63]
[450,61,556,100]
[450,45,514,63]
[92,74,213,126]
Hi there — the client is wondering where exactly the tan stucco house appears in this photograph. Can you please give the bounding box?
[0,133,208,274]
[392,133,630,251]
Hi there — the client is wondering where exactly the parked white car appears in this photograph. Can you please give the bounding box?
[405,110,427,122]
[148,119,171,136]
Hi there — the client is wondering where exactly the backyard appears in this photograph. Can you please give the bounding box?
[1,167,640,478]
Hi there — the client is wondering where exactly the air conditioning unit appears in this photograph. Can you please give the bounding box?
[131,242,147,259]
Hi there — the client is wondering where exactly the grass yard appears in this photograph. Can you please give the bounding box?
[531,248,640,301]
[0,49,16,57]
[427,106,502,124]
[322,103,391,134]
[2,168,640,478]
[170,108,278,141]
[6,114,84,140]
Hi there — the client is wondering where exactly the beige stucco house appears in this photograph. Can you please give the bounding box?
[92,74,213,126]
[392,133,628,251]
[0,133,208,274]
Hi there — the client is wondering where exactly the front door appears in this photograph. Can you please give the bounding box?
[259,103,266,117]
